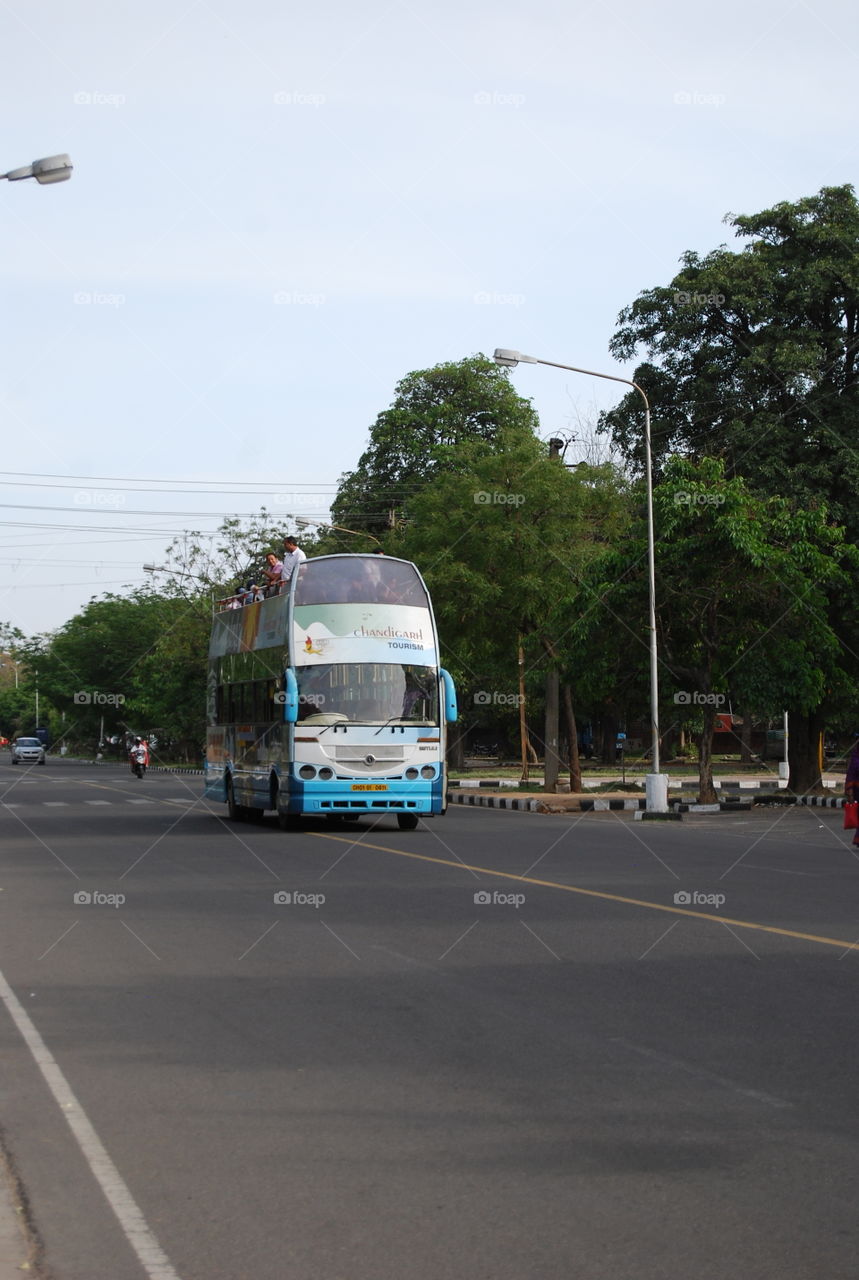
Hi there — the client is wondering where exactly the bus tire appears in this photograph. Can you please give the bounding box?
[396,812,419,831]
[226,778,244,822]
[278,812,300,831]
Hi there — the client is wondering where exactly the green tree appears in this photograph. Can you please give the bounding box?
[602,185,859,531]
[332,354,541,539]
[600,185,859,787]
[19,592,169,751]
[393,429,627,787]
[576,458,855,800]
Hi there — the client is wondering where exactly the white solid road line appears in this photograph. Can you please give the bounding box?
[0,968,183,1280]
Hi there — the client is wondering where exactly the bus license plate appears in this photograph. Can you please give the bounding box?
[351,784,388,791]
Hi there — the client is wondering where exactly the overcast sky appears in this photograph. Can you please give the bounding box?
[1,0,856,635]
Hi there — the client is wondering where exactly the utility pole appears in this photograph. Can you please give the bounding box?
[541,438,566,793]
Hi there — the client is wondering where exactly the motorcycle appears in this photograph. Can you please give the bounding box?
[131,748,147,778]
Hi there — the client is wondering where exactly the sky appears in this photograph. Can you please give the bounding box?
[1,0,857,635]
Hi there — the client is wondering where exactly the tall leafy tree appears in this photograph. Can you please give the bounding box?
[393,429,627,785]
[575,458,855,799]
[332,354,541,539]
[600,185,859,787]
[602,184,859,530]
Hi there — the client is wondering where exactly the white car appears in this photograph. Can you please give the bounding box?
[11,737,46,765]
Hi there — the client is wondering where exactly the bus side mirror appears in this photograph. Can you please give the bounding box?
[440,669,457,724]
[282,669,299,723]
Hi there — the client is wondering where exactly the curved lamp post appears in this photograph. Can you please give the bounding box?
[295,517,381,546]
[493,348,667,812]
[1,154,73,185]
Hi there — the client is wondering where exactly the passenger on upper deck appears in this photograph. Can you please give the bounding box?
[262,553,284,596]
[281,536,306,589]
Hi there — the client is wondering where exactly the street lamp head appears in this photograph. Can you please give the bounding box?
[2,154,72,184]
[33,154,73,184]
[493,348,539,369]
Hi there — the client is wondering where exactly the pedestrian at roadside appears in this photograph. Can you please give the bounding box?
[281,535,306,588]
[845,733,859,848]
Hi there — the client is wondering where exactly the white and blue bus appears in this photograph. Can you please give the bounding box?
[204,554,457,830]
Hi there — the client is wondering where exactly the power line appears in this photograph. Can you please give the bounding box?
[0,479,340,496]
[0,469,338,487]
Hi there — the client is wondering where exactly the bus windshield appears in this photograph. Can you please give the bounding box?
[294,556,428,607]
[296,663,438,725]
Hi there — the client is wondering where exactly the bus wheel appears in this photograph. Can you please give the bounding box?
[397,812,419,831]
[226,779,244,822]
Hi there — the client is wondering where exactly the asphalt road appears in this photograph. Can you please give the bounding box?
[1,759,858,1280]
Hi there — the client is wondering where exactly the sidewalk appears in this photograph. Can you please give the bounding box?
[451,772,845,791]
[0,1157,32,1278]
[447,772,847,815]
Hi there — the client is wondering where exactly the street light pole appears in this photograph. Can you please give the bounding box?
[494,348,668,812]
[0,661,19,688]
[295,517,381,546]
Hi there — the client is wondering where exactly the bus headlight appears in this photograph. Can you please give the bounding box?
[299,765,317,780]
[420,766,436,779]
[318,767,334,780]
[405,767,419,780]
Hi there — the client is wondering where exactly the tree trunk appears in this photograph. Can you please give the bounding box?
[788,710,826,794]
[740,714,753,765]
[545,637,563,788]
[447,726,465,771]
[562,684,582,792]
[600,710,619,765]
[697,703,718,803]
[543,665,560,793]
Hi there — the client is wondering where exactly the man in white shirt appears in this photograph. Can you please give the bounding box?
[281,536,306,589]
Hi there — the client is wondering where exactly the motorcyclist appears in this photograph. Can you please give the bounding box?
[129,737,147,777]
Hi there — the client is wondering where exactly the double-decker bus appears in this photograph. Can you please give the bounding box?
[204,554,457,829]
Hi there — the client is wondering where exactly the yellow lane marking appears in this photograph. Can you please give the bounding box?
[313,832,859,953]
